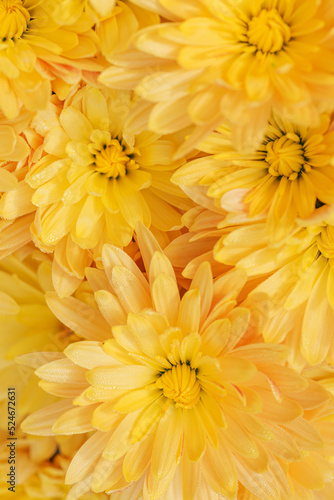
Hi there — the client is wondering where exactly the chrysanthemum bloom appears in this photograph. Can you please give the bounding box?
[239,365,334,500]
[100,0,334,156]
[26,84,192,295]
[0,0,102,118]
[0,430,104,500]
[52,0,160,61]
[214,204,334,368]
[173,113,334,242]
[22,224,334,499]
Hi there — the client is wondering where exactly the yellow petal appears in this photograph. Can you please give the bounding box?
[66,431,110,484]
[35,358,87,384]
[123,432,155,482]
[202,438,238,498]
[94,289,127,326]
[21,400,73,435]
[60,107,93,141]
[177,288,201,334]
[103,411,140,461]
[0,168,18,192]
[201,318,231,357]
[65,341,118,369]
[111,265,152,313]
[219,356,257,383]
[183,407,206,461]
[87,365,158,390]
[113,388,162,413]
[102,244,149,293]
[82,87,109,130]
[128,311,165,358]
[45,291,111,341]
[130,396,166,444]
[150,405,183,479]
[0,290,19,315]
[52,404,97,434]
[151,276,179,327]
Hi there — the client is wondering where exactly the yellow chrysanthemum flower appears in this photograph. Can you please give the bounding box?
[0,429,104,500]
[25,84,192,295]
[173,113,334,242]
[0,0,102,118]
[22,225,334,500]
[52,0,160,60]
[240,366,334,499]
[214,204,334,368]
[101,0,334,156]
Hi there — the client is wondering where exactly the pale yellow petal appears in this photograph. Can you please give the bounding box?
[45,291,111,341]
[87,365,158,390]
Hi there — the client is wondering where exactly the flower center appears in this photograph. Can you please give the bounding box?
[89,130,138,179]
[247,8,290,53]
[317,225,334,260]
[0,0,30,41]
[264,134,309,180]
[156,363,201,409]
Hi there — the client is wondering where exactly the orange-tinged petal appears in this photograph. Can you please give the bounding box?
[257,388,303,423]
[219,356,257,384]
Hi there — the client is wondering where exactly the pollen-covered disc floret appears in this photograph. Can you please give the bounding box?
[245,7,290,53]
[0,0,30,41]
[157,362,200,409]
[173,113,334,242]
[22,225,334,500]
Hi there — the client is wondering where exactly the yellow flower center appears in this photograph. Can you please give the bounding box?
[247,8,290,54]
[0,0,30,41]
[317,225,334,260]
[88,130,139,179]
[265,134,309,180]
[156,363,201,409]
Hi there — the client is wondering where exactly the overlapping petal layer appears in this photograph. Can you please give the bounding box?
[21,226,334,500]
[101,0,334,155]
